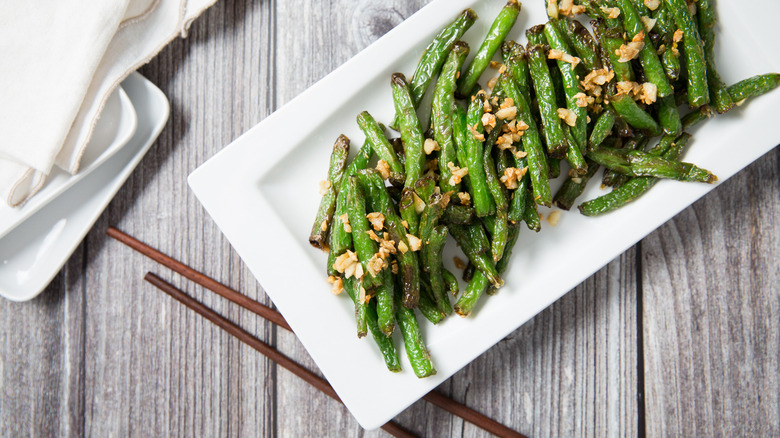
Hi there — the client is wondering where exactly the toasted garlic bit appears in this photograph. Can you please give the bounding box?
[320,220,328,232]
[339,213,352,233]
[515,149,528,159]
[423,138,440,155]
[401,220,409,229]
[637,82,658,105]
[468,124,485,141]
[557,0,574,16]
[367,229,381,242]
[412,192,426,214]
[641,16,657,32]
[617,81,640,96]
[498,64,507,75]
[672,29,683,56]
[616,40,644,63]
[447,162,469,186]
[574,92,595,108]
[489,60,502,69]
[557,108,578,127]
[391,260,399,274]
[487,77,498,90]
[375,159,391,180]
[571,177,582,184]
[601,6,620,19]
[406,234,422,252]
[319,179,331,195]
[546,210,562,227]
[581,68,615,92]
[496,105,518,120]
[496,133,515,150]
[366,212,385,231]
[548,49,581,68]
[547,0,559,19]
[333,250,363,279]
[397,240,409,254]
[482,113,497,133]
[500,167,528,190]
[327,276,344,295]
[453,256,468,270]
[366,253,388,277]
[483,99,493,113]
[644,0,660,10]
[458,192,471,205]
[358,286,368,304]
[571,4,586,14]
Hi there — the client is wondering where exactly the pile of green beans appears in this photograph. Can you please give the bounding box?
[309,0,779,376]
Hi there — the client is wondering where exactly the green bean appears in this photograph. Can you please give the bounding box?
[433,41,470,195]
[454,270,491,316]
[310,134,350,249]
[527,26,569,158]
[417,289,445,324]
[341,276,401,371]
[442,203,475,225]
[344,276,367,338]
[423,225,452,315]
[399,189,419,235]
[414,175,436,206]
[548,157,561,179]
[587,146,716,183]
[660,47,681,82]
[390,8,478,129]
[589,108,616,150]
[345,176,384,289]
[357,111,404,185]
[610,93,661,134]
[442,268,459,296]
[395,300,436,378]
[498,72,552,207]
[463,262,475,282]
[357,171,421,309]
[418,191,446,249]
[553,160,600,210]
[565,126,589,175]
[464,91,496,217]
[664,0,709,108]
[616,0,674,97]
[497,148,528,224]
[457,0,521,97]
[545,20,588,165]
[450,224,503,288]
[657,94,682,136]
[326,142,372,276]
[561,19,602,71]
[391,73,427,190]
[486,223,521,295]
[501,41,532,94]
[481,137,510,262]
[522,189,541,232]
[374,269,395,337]
[728,73,780,102]
[697,0,733,114]
[579,133,692,215]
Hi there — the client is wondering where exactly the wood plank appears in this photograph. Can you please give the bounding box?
[0,251,86,437]
[77,1,278,436]
[642,148,780,437]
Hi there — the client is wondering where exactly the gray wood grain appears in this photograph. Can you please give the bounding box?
[0,0,777,437]
[642,149,780,437]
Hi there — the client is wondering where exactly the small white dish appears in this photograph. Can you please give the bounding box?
[0,87,137,240]
[0,73,170,302]
[188,0,780,430]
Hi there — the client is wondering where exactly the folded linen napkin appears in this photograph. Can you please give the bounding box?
[0,0,216,207]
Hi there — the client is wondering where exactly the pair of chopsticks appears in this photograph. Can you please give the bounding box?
[107,227,526,438]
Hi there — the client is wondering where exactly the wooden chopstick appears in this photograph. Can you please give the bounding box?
[144,272,416,438]
[108,227,527,438]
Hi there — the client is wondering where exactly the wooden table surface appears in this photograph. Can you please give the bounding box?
[1,1,778,436]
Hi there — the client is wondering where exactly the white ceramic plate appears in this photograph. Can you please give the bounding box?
[0,73,170,302]
[0,87,137,240]
[188,0,780,429]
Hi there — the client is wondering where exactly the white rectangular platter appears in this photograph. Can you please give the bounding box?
[188,0,780,430]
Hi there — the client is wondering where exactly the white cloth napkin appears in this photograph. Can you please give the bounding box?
[0,0,216,207]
